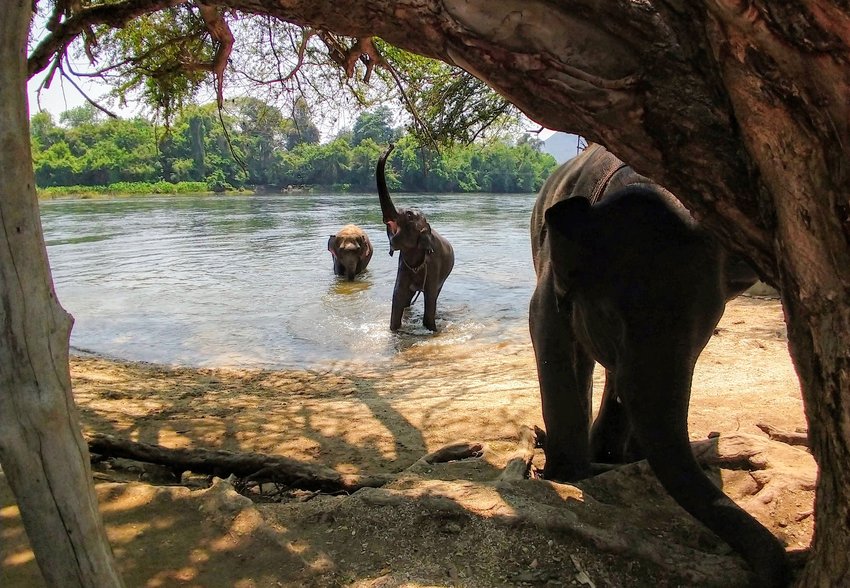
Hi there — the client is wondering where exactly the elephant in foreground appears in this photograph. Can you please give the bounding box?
[327,224,373,281]
[529,144,788,585]
[377,144,454,331]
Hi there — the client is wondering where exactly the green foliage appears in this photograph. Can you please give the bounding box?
[32,100,558,195]
[38,181,209,198]
[34,2,536,162]
[285,98,321,149]
[378,43,519,145]
[90,6,212,122]
[352,107,397,146]
[205,169,233,193]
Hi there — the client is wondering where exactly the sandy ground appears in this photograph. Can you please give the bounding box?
[0,296,814,587]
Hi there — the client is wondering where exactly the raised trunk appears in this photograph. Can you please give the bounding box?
[0,3,123,586]
[376,143,397,223]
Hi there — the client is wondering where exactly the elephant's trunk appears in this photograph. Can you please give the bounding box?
[377,144,397,224]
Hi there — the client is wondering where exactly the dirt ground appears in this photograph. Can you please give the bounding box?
[0,296,814,587]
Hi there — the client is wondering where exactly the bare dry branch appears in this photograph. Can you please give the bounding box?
[59,67,119,118]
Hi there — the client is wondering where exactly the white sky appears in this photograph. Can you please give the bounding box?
[28,75,88,118]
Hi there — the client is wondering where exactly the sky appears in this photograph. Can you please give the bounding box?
[28,75,88,118]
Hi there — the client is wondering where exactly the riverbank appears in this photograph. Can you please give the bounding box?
[36,183,320,199]
[0,297,813,587]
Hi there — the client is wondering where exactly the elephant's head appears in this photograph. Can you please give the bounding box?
[377,143,435,257]
[328,225,373,281]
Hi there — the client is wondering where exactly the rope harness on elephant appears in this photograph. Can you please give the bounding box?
[589,160,630,204]
[402,254,429,305]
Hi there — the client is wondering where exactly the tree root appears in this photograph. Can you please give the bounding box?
[499,425,538,481]
[755,422,809,448]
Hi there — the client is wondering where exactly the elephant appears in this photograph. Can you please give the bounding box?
[529,143,788,586]
[377,144,454,331]
[327,224,373,281]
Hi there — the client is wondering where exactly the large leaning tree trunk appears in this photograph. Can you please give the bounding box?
[17,0,849,585]
[0,2,123,586]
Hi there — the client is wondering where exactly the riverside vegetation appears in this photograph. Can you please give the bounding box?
[32,102,558,197]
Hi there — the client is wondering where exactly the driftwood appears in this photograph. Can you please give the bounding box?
[86,433,393,493]
[756,422,810,448]
[499,425,538,481]
[413,441,484,466]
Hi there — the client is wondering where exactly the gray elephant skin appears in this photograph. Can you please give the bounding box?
[377,144,454,331]
[529,144,788,585]
[327,224,373,281]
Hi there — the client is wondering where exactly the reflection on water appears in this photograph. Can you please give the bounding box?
[39,191,537,369]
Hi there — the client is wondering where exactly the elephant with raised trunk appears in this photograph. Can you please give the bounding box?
[327,224,373,281]
[529,144,787,586]
[377,144,454,331]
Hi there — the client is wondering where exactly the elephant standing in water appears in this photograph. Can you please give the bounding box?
[377,144,454,331]
[529,144,788,586]
[327,224,373,281]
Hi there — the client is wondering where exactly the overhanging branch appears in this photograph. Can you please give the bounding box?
[28,0,188,79]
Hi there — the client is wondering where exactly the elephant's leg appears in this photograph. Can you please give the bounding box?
[390,275,416,331]
[617,351,788,587]
[423,292,437,331]
[529,280,595,481]
[422,283,445,331]
[590,373,639,463]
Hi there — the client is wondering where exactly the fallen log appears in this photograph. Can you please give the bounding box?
[86,433,393,493]
[415,441,484,466]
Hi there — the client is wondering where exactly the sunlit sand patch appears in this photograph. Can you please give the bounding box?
[2,549,35,566]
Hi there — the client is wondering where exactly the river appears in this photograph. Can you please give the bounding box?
[40,191,539,369]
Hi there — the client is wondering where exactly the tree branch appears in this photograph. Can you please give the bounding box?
[59,67,118,118]
[28,0,188,79]
[197,3,234,106]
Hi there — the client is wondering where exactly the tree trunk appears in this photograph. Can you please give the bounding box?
[0,3,123,586]
[783,294,850,585]
[703,6,850,582]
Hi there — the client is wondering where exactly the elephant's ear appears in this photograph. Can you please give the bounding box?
[544,197,591,236]
[418,226,434,254]
[545,197,593,290]
[358,235,372,259]
[327,235,336,253]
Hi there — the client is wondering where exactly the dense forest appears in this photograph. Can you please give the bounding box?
[31,100,558,195]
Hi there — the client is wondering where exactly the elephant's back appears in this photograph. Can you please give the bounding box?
[531,144,627,258]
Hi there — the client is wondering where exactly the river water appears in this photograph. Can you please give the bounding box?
[39,191,539,369]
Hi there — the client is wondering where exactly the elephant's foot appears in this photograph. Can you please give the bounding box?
[540,458,593,482]
[588,462,624,475]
